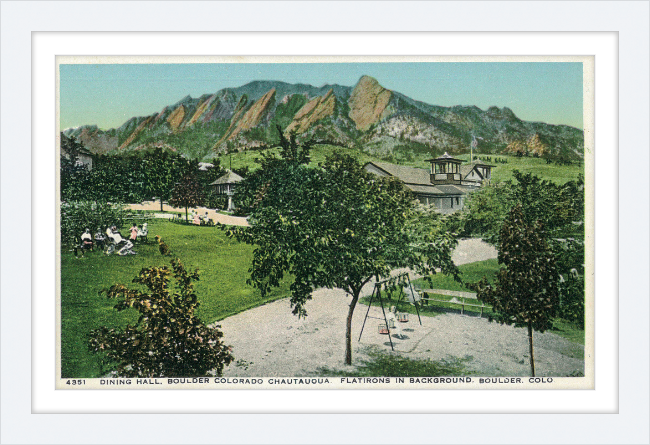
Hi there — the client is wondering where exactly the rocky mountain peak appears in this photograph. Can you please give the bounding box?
[487,106,519,121]
[68,76,583,162]
[285,88,336,134]
[348,75,392,131]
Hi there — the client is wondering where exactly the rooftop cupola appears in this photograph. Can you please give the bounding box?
[426,152,463,185]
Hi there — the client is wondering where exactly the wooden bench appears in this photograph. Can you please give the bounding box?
[419,290,491,317]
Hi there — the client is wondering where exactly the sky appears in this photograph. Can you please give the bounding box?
[59,62,584,131]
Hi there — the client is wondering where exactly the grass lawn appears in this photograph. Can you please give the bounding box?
[225,145,583,185]
[60,219,291,378]
[413,258,501,292]
[454,153,583,184]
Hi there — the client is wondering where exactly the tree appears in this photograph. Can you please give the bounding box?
[469,204,560,376]
[60,200,135,244]
[85,153,150,204]
[60,134,93,202]
[143,148,190,211]
[463,170,584,244]
[169,173,205,222]
[198,158,227,209]
[276,125,311,165]
[463,171,585,328]
[88,237,234,377]
[226,145,458,365]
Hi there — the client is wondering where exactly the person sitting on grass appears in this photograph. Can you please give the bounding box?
[129,224,138,243]
[193,211,201,225]
[105,226,117,255]
[106,226,123,255]
[137,223,148,243]
[74,228,94,258]
[105,226,136,256]
[94,227,106,251]
[117,239,136,256]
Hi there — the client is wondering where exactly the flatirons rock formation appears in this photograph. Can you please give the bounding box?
[63,75,584,161]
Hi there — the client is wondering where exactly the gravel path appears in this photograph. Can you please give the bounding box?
[215,238,584,377]
[126,200,248,226]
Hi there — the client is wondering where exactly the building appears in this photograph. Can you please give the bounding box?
[60,133,95,170]
[364,153,493,213]
[210,170,243,211]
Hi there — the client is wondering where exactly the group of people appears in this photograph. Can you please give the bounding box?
[74,223,148,257]
[191,211,213,226]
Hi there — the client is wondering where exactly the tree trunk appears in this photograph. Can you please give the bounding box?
[527,320,535,377]
[345,290,360,365]
[160,198,164,212]
[185,207,188,223]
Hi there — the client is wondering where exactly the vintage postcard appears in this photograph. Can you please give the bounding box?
[56,55,593,390]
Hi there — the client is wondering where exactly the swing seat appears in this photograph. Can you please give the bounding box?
[397,312,409,323]
[378,323,389,335]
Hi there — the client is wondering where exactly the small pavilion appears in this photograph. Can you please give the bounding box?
[210,170,243,211]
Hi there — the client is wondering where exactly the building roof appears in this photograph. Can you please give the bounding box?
[435,185,468,195]
[460,161,495,179]
[365,161,478,197]
[425,152,462,163]
[406,184,467,196]
[210,170,244,185]
[366,161,431,185]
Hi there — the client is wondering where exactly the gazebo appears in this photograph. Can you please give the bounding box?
[210,170,243,211]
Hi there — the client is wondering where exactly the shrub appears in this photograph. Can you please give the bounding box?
[88,237,234,377]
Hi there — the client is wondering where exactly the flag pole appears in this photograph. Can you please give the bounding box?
[470,136,474,163]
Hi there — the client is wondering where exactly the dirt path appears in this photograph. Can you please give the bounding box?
[215,238,584,377]
[126,200,248,226]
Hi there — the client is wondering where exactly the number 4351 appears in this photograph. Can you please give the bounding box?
[65,379,86,385]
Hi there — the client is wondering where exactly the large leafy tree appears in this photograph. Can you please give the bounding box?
[88,237,234,377]
[60,135,93,202]
[464,171,585,328]
[84,153,149,203]
[143,148,191,210]
[227,136,458,365]
[60,200,135,244]
[470,204,560,377]
[463,170,584,244]
[169,173,205,222]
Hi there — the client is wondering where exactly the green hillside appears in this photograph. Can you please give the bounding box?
[222,144,583,185]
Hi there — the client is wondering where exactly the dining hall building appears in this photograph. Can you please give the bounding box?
[363,153,493,213]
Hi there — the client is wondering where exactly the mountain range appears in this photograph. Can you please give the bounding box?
[63,75,584,161]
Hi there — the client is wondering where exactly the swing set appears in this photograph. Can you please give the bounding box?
[358,272,422,351]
